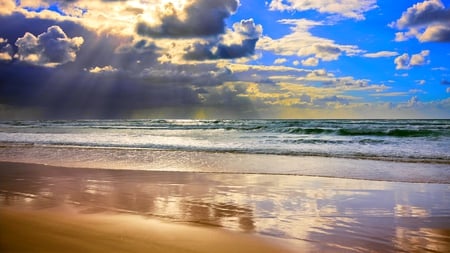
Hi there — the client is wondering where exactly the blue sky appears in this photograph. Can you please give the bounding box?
[0,0,449,119]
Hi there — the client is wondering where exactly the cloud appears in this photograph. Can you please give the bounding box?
[136,0,239,38]
[392,0,450,42]
[363,51,399,58]
[394,0,450,28]
[15,25,84,67]
[216,19,262,59]
[410,50,430,65]
[273,58,287,64]
[302,44,341,61]
[394,53,409,70]
[0,61,213,118]
[0,38,13,61]
[301,57,319,66]
[88,65,118,74]
[419,24,450,42]
[313,95,350,107]
[184,19,262,61]
[407,96,420,107]
[215,38,258,59]
[14,0,240,39]
[268,0,377,20]
[0,0,15,16]
[416,80,426,85]
[394,50,430,70]
[231,18,263,39]
[258,19,362,62]
[0,1,447,119]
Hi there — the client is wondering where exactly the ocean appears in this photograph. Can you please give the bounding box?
[0,119,449,182]
[1,119,450,251]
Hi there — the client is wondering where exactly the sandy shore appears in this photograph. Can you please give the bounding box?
[1,161,449,252]
[0,206,295,253]
[0,162,300,253]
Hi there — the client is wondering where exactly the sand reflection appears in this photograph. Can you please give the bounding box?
[0,164,258,233]
[1,162,449,252]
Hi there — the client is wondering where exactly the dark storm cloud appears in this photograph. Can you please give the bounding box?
[183,41,215,60]
[184,19,262,60]
[0,59,245,119]
[0,12,190,118]
[216,39,258,59]
[0,62,205,118]
[136,0,240,38]
[0,6,263,119]
[184,39,258,60]
[139,64,234,87]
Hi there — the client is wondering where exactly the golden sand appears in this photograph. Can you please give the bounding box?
[0,207,295,253]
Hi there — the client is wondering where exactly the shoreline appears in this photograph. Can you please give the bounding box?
[1,159,448,184]
[1,161,449,252]
[2,141,450,165]
[1,144,449,184]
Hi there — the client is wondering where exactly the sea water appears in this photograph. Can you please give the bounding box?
[0,119,449,179]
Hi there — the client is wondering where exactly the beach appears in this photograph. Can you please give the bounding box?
[0,206,293,253]
[1,119,449,252]
[0,161,300,253]
[1,160,449,252]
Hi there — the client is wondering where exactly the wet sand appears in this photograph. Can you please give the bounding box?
[0,206,294,253]
[1,161,450,252]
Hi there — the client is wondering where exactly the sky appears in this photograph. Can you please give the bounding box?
[0,0,449,119]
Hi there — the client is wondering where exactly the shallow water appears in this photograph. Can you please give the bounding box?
[1,119,449,164]
[1,162,449,252]
[0,146,449,183]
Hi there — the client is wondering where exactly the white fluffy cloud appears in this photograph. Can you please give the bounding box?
[88,65,118,74]
[258,19,362,62]
[273,58,287,64]
[0,0,15,15]
[363,51,399,58]
[410,50,430,65]
[301,57,319,66]
[392,0,450,42]
[394,53,410,70]
[268,0,377,20]
[15,25,84,67]
[394,50,430,70]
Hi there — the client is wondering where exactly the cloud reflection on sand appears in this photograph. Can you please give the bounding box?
[0,162,449,252]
